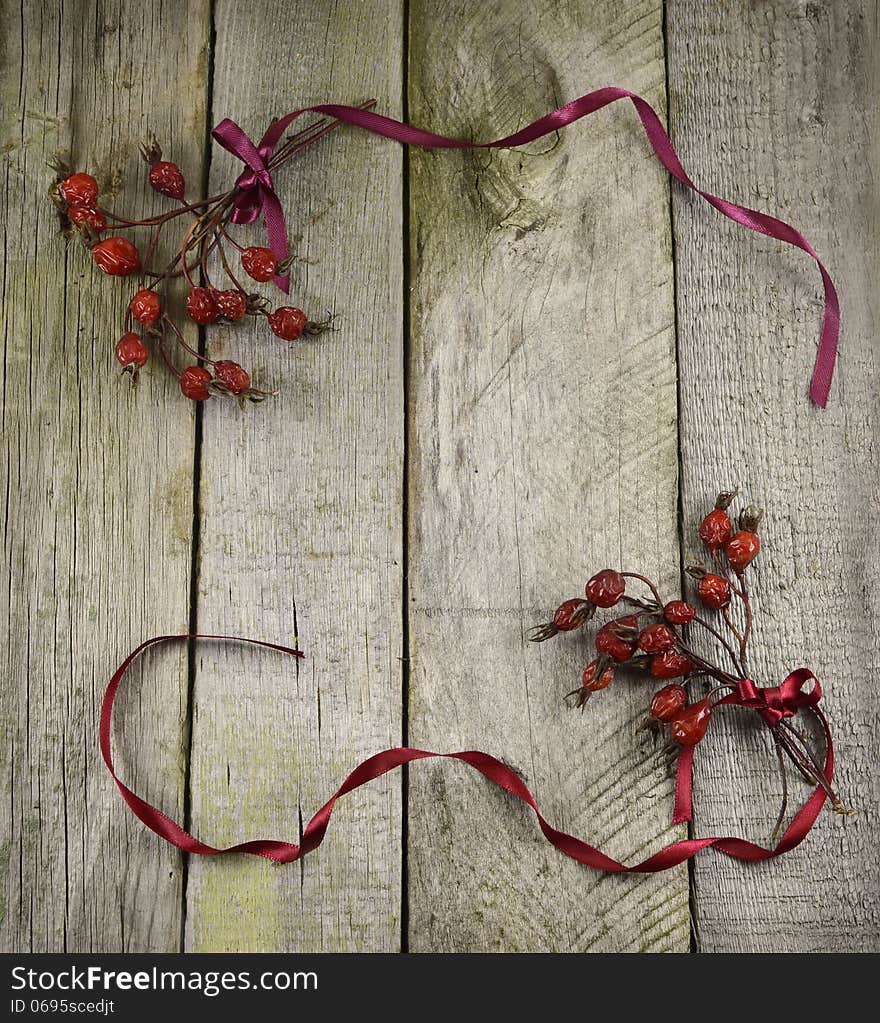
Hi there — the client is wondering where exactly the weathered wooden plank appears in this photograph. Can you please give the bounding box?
[0,0,208,950]
[668,0,880,951]
[184,0,404,951]
[407,0,687,950]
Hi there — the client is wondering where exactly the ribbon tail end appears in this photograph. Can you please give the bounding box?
[672,746,695,825]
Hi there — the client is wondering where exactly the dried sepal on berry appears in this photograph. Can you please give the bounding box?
[565,658,614,709]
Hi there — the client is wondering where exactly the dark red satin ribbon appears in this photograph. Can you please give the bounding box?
[212,86,839,406]
[101,635,833,871]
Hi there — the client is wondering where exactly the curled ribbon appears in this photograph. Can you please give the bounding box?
[212,87,839,406]
[102,635,834,872]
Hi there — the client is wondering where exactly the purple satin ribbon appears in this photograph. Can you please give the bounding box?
[213,87,839,406]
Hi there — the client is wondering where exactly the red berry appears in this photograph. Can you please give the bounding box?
[669,698,713,747]
[582,659,614,692]
[697,573,731,610]
[553,598,589,632]
[663,600,695,625]
[129,288,161,326]
[92,237,141,277]
[595,615,638,663]
[179,366,213,401]
[213,289,248,321]
[60,172,99,207]
[725,531,761,574]
[241,246,278,282]
[67,205,106,232]
[114,333,148,369]
[699,508,733,555]
[638,623,677,655]
[213,360,250,395]
[149,161,185,200]
[650,684,688,722]
[650,650,694,679]
[186,287,219,325]
[584,569,626,608]
[267,306,308,341]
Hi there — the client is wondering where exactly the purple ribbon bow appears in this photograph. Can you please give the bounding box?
[212,116,296,293]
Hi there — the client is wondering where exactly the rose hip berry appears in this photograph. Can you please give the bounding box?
[528,597,589,641]
[186,287,219,325]
[663,600,695,626]
[595,616,638,663]
[584,569,626,608]
[554,599,589,632]
[213,360,250,395]
[582,660,614,692]
[698,573,731,610]
[67,205,106,233]
[92,237,141,277]
[179,366,213,401]
[241,246,278,282]
[214,289,248,321]
[725,531,761,574]
[699,491,737,555]
[268,306,308,341]
[149,161,185,200]
[566,659,615,708]
[638,623,677,655]
[60,172,99,207]
[650,650,694,679]
[650,684,688,722]
[115,333,149,370]
[669,698,713,747]
[129,289,161,327]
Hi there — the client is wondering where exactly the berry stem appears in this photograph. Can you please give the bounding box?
[164,314,212,363]
[689,613,747,677]
[619,571,664,607]
[213,228,249,293]
[268,100,378,171]
[770,730,789,842]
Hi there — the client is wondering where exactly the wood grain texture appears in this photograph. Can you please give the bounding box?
[0,0,208,950]
[406,0,688,951]
[667,0,880,951]
[183,0,405,951]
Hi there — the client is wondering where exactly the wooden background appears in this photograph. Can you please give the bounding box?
[2,0,877,952]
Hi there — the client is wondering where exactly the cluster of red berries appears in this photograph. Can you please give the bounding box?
[49,116,349,403]
[530,491,848,835]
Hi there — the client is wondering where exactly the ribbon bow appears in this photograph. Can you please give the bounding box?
[721,669,822,729]
[211,116,294,293]
[672,668,826,825]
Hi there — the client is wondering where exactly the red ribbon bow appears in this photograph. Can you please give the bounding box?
[721,669,822,729]
[211,117,293,293]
